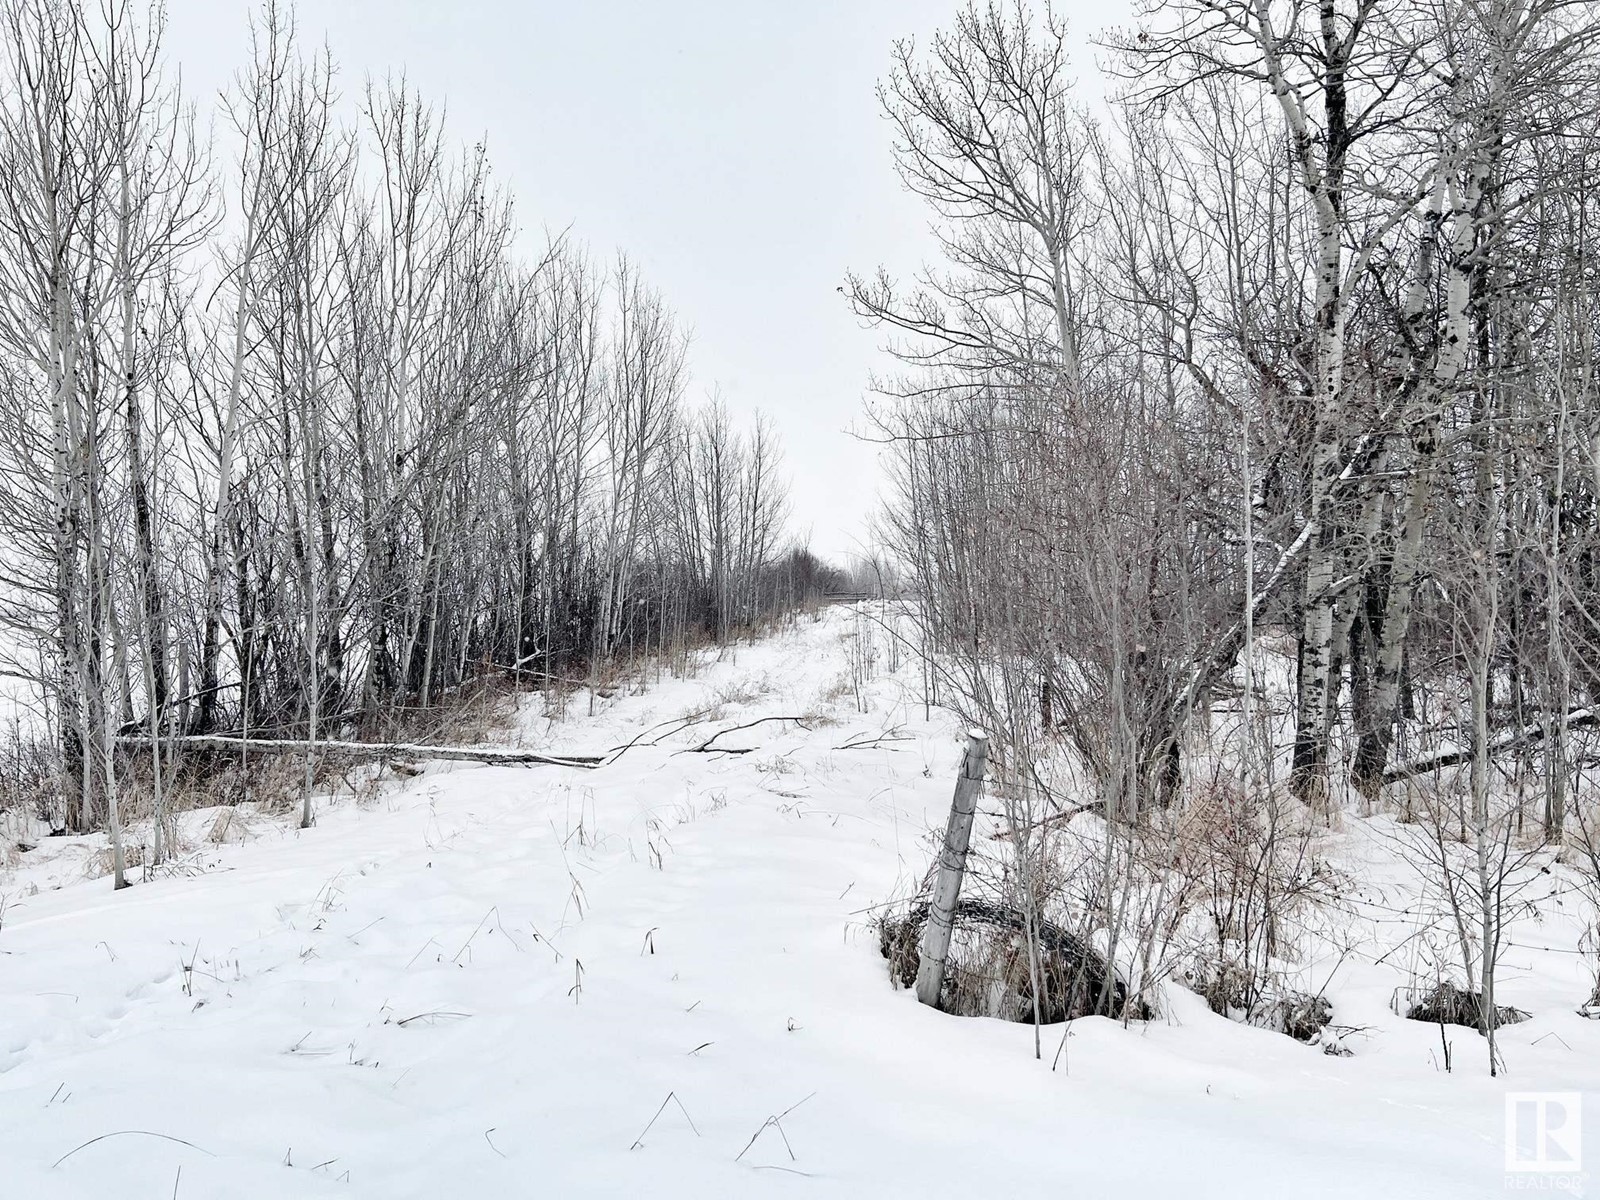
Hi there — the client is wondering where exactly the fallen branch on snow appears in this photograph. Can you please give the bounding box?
[679,716,812,755]
[604,707,719,762]
[1383,706,1598,784]
[116,733,604,771]
[833,726,912,751]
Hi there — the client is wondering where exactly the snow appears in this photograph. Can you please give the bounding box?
[1,606,1596,1197]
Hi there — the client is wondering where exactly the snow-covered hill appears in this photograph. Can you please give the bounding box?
[1,607,1594,1198]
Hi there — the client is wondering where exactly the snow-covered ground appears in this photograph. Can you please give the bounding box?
[1,607,1596,1198]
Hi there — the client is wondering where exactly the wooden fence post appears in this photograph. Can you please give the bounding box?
[916,730,989,1008]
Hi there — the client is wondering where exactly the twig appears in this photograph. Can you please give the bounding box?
[454,908,507,964]
[629,1091,700,1150]
[605,708,718,762]
[735,1092,815,1163]
[394,1010,473,1027]
[528,922,564,964]
[990,800,1104,840]
[680,716,813,755]
[404,938,441,969]
[833,727,911,751]
[54,1131,214,1169]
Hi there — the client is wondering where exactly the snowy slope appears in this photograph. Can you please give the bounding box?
[1,607,1595,1198]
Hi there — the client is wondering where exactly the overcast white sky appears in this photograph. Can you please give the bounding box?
[163,1,1126,563]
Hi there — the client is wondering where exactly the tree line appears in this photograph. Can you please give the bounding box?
[853,0,1600,1051]
[0,0,822,875]
[857,0,1600,826]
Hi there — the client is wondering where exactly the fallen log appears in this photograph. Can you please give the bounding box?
[1383,705,1598,784]
[116,733,604,771]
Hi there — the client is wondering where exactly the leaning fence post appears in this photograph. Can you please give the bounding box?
[915,730,989,1008]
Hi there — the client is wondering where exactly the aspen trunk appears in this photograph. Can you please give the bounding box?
[1356,163,1481,797]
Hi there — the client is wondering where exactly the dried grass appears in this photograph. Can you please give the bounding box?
[1404,980,1530,1033]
